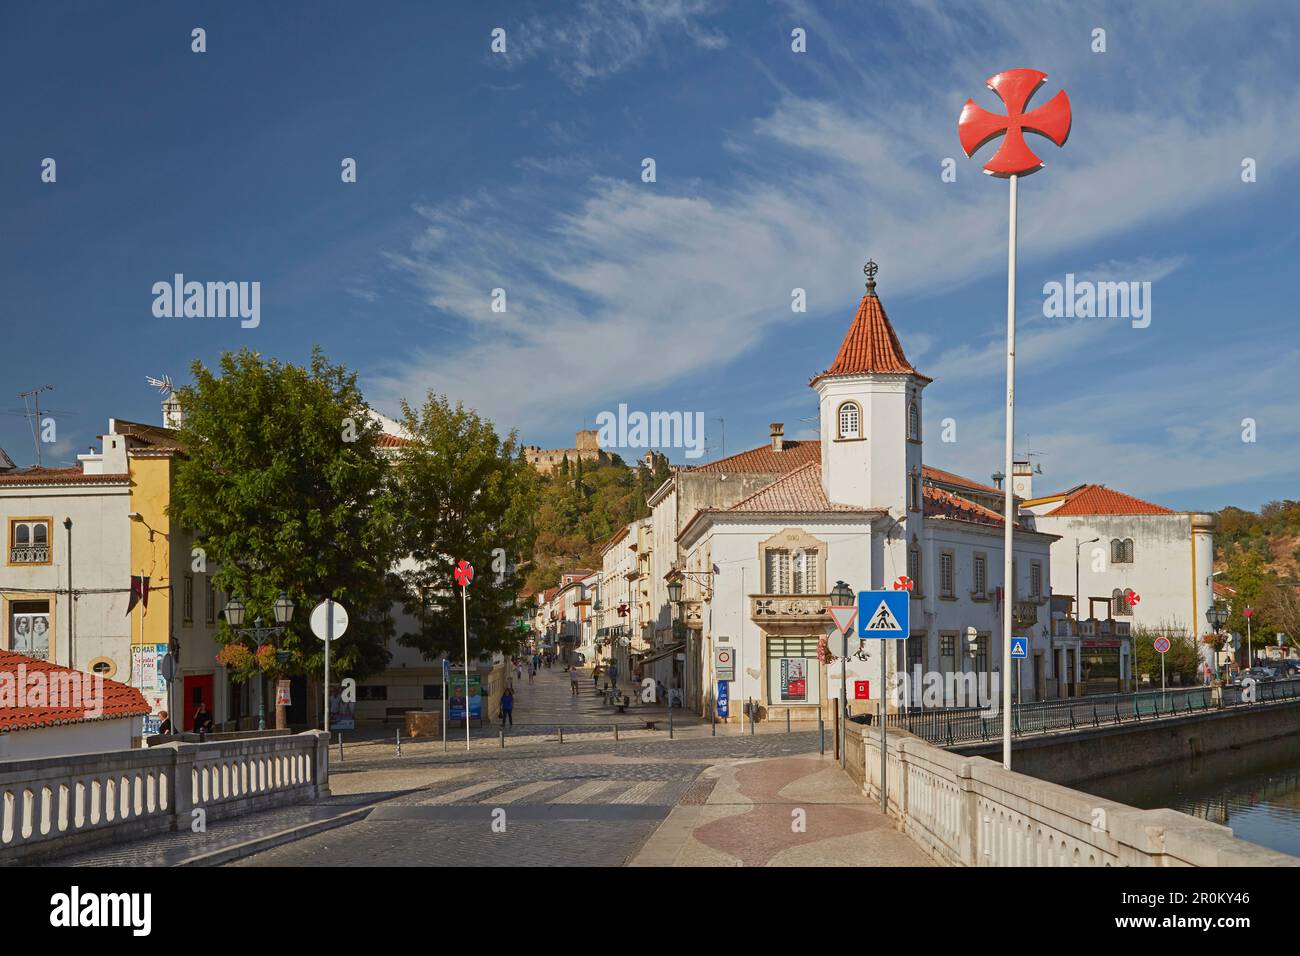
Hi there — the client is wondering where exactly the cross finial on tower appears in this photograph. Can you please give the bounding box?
[863,259,878,295]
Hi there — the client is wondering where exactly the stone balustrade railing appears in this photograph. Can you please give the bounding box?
[0,730,330,865]
[845,720,1298,867]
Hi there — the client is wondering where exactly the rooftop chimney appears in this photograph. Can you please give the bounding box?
[770,422,784,453]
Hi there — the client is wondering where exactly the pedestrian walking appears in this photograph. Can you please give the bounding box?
[528,663,536,683]
[570,667,580,696]
[592,665,601,689]
[608,662,619,688]
[500,686,514,728]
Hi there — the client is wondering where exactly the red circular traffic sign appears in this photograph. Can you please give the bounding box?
[454,560,474,587]
[1153,636,1170,655]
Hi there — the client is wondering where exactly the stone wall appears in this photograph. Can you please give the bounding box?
[844,719,1297,866]
[0,730,330,865]
[955,698,1300,788]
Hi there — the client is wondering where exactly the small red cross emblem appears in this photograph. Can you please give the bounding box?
[958,68,1071,177]
[1125,589,1140,606]
[894,575,913,592]
[454,560,474,587]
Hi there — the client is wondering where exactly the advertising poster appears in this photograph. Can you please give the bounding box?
[780,658,807,702]
[11,612,51,660]
[132,643,170,731]
[449,673,482,721]
[329,684,355,730]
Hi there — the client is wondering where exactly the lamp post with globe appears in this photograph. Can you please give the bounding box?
[222,593,296,730]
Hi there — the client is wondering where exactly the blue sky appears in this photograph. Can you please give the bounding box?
[3,0,1298,512]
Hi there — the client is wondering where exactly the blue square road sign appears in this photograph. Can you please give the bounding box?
[857,590,909,639]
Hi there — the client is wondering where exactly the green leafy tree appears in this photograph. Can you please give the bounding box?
[170,348,400,716]
[1223,548,1278,662]
[1132,626,1201,686]
[392,393,538,662]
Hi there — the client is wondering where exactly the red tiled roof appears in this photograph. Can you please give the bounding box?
[0,651,151,733]
[811,291,930,386]
[922,465,1004,497]
[0,467,128,487]
[688,440,820,474]
[923,486,1004,526]
[1045,484,1174,517]
[377,433,412,448]
[728,461,875,514]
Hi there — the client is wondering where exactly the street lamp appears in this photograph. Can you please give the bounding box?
[1075,537,1099,624]
[666,574,683,605]
[223,593,295,730]
[1206,604,1228,679]
[830,580,854,737]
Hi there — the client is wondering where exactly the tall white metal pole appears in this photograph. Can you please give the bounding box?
[324,600,332,735]
[1002,173,1018,771]
[462,585,471,752]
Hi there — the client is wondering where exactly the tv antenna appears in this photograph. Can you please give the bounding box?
[146,374,174,397]
[17,385,54,466]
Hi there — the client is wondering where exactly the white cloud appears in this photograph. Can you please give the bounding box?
[371,0,1300,497]
[496,0,728,88]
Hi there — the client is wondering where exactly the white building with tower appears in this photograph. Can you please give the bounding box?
[667,263,1062,723]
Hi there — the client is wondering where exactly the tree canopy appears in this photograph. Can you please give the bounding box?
[391,393,539,662]
[170,347,399,683]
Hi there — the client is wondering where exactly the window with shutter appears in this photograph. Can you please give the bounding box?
[766,549,791,594]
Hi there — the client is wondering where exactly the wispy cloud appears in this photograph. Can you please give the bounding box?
[370,0,1300,509]
[492,0,729,88]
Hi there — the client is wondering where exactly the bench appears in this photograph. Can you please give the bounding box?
[384,707,415,725]
[610,694,631,713]
[642,719,659,731]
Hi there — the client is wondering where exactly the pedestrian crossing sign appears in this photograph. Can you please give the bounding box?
[1010,637,1028,659]
[857,590,909,640]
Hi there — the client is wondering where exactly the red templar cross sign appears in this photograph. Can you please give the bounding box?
[958,68,1071,177]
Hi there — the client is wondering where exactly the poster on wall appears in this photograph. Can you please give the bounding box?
[132,643,170,735]
[11,613,51,660]
[449,673,482,721]
[780,658,807,702]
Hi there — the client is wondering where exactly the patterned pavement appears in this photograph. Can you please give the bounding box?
[42,665,921,867]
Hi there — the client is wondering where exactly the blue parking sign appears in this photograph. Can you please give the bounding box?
[857,590,909,639]
[717,681,729,718]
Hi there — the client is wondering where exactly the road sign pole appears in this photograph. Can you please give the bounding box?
[442,660,447,754]
[325,600,331,736]
[879,640,887,813]
[462,585,470,753]
[842,628,852,768]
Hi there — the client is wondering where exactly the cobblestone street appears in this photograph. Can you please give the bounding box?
[226,665,928,867]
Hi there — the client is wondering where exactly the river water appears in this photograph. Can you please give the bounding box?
[1081,734,1300,858]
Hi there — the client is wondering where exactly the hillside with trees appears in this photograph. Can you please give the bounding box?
[1213,501,1300,652]
[523,452,672,592]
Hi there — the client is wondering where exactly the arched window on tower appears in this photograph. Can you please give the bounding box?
[837,402,861,440]
[908,402,921,441]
